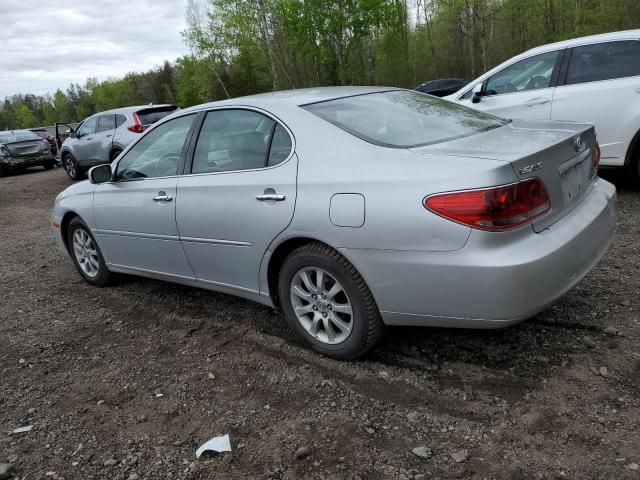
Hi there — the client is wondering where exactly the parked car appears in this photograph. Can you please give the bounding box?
[446,29,640,182]
[60,104,178,180]
[415,78,468,97]
[51,87,615,359]
[0,130,56,176]
[30,128,58,157]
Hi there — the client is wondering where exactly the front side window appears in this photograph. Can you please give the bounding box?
[566,41,640,85]
[192,109,291,174]
[77,117,98,137]
[115,114,195,180]
[484,50,560,96]
[304,90,506,148]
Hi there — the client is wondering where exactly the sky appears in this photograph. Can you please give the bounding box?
[0,0,191,99]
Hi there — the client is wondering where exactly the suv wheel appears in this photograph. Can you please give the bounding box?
[63,154,85,180]
[278,242,384,360]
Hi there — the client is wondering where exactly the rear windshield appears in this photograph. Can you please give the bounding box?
[303,90,506,148]
[0,131,39,143]
[136,106,179,126]
[31,130,48,139]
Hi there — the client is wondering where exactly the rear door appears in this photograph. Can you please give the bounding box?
[94,114,116,164]
[176,108,297,294]
[93,113,198,277]
[74,117,99,164]
[551,40,640,166]
[459,50,563,120]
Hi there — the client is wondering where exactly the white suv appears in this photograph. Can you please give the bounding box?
[447,30,640,182]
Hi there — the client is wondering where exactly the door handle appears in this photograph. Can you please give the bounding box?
[153,191,173,202]
[105,134,113,138]
[636,88,640,94]
[256,193,286,202]
[524,98,551,107]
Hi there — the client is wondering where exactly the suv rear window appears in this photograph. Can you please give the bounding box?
[136,106,179,126]
[304,90,506,148]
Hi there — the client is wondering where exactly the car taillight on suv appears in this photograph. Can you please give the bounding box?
[127,113,147,134]
[424,178,551,232]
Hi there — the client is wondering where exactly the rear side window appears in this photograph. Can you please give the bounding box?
[136,106,179,126]
[96,115,116,133]
[304,90,506,148]
[115,114,127,127]
[566,41,640,85]
[192,109,291,174]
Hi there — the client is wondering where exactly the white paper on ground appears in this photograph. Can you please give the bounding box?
[13,425,33,433]
[196,434,232,458]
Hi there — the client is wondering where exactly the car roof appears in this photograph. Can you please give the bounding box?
[93,104,177,115]
[180,86,400,113]
[521,29,640,56]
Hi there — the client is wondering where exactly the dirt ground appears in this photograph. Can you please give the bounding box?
[0,167,638,480]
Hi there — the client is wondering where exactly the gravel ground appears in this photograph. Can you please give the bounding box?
[0,167,639,480]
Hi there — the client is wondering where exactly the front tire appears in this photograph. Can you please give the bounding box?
[67,217,113,287]
[110,149,122,162]
[63,153,85,180]
[278,242,384,360]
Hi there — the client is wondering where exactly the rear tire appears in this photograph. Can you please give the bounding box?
[63,153,85,180]
[0,165,6,177]
[278,242,384,360]
[67,217,113,287]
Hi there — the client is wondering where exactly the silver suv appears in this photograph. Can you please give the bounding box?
[60,104,178,180]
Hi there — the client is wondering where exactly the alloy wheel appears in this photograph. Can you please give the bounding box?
[65,157,76,178]
[289,267,353,345]
[72,228,100,278]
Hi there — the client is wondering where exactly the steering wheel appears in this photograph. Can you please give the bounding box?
[153,152,179,177]
[525,75,548,90]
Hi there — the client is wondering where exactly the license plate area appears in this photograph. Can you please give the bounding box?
[559,150,591,207]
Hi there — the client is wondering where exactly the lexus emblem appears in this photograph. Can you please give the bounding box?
[574,136,584,152]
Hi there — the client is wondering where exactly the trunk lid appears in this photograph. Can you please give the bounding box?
[5,139,45,157]
[410,119,597,232]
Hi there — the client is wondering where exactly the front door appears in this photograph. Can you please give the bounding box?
[93,113,198,278]
[176,108,297,294]
[74,116,99,163]
[459,50,562,121]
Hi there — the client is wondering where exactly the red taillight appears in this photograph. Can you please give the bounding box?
[424,178,551,232]
[127,113,146,133]
[591,143,601,177]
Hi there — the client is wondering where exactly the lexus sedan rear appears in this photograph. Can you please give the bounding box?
[51,87,616,359]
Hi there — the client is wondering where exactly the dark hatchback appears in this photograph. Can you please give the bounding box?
[415,78,468,97]
[0,130,56,176]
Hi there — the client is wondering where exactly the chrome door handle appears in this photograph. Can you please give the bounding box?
[256,193,286,202]
[153,191,173,202]
[524,98,551,107]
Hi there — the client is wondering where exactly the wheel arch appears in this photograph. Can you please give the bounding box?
[60,211,82,255]
[624,126,640,168]
[265,236,361,309]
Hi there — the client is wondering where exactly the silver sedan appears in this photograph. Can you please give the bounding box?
[51,87,616,359]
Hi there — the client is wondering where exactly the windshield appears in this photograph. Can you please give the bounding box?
[303,90,506,148]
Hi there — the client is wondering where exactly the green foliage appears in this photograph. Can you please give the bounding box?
[1,0,638,130]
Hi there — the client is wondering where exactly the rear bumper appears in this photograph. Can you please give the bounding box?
[342,178,616,328]
[1,153,53,169]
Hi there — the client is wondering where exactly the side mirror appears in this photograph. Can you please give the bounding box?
[68,129,77,138]
[472,83,484,104]
[88,164,112,184]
